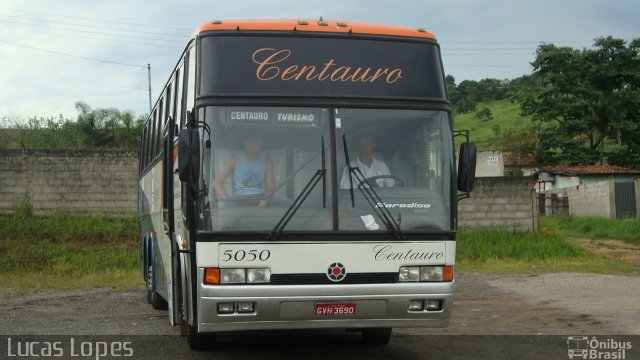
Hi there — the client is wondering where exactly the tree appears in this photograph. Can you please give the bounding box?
[474,107,493,122]
[512,37,640,167]
[75,101,144,148]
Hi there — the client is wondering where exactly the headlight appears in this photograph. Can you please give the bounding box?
[220,268,246,284]
[247,268,271,283]
[399,267,420,282]
[399,266,452,282]
[420,266,444,281]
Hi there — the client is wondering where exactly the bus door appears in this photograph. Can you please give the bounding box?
[162,116,181,326]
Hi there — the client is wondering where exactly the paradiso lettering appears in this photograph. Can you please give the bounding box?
[252,48,403,84]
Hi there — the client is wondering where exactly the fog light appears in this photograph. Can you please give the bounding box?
[426,299,442,311]
[217,303,235,314]
[237,302,255,313]
[408,300,424,311]
[399,267,420,282]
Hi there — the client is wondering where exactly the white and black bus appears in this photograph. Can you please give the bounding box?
[138,18,476,350]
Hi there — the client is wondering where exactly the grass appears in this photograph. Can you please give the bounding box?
[456,227,639,275]
[453,99,533,150]
[0,214,142,292]
[540,216,640,245]
[1,213,638,294]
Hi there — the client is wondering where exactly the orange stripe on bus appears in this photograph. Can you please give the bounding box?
[195,19,436,41]
[172,145,179,165]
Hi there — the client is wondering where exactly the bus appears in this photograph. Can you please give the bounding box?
[138,18,477,350]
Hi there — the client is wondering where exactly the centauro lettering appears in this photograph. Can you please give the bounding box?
[230,111,269,121]
[252,48,403,84]
[373,245,444,261]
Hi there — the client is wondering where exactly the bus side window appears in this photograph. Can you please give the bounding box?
[166,82,173,133]
[185,47,196,119]
[150,110,157,164]
[175,64,184,129]
[156,98,164,157]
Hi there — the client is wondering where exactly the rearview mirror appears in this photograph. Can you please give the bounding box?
[457,142,477,193]
[178,128,200,182]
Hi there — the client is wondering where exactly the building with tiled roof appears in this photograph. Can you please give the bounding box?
[536,164,640,191]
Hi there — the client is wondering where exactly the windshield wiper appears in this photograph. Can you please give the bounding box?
[267,137,326,240]
[342,134,405,239]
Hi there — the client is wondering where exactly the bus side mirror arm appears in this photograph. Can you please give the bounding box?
[178,128,200,182]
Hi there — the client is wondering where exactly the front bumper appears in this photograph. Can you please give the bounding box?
[196,269,454,333]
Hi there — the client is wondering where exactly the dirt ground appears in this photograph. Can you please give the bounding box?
[1,272,638,336]
[574,238,640,263]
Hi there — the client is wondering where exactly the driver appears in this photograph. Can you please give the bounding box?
[340,135,395,189]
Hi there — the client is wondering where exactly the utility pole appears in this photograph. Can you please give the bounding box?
[147,63,152,114]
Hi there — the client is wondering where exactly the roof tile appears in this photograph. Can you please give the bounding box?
[541,165,640,176]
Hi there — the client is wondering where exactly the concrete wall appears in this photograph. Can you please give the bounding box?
[567,180,616,218]
[542,178,640,219]
[0,150,138,216]
[542,179,624,219]
[458,177,536,232]
[1,151,538,231]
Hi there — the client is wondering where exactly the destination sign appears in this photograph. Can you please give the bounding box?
[200,35,446,101]
[223,107,323,127]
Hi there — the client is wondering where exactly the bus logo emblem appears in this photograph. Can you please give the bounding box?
[327,262,347,282]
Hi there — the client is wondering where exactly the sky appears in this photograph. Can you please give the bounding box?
[0,0,639,121]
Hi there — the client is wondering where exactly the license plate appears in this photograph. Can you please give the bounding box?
[314,303,357,316]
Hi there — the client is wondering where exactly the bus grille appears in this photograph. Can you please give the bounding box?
[270,273,399,285]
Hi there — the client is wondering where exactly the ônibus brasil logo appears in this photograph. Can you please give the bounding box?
[567,336,632,359]
[327,262,346,282]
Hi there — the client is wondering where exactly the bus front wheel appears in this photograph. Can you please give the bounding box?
[187,325,216,350]
[361,327,392,345]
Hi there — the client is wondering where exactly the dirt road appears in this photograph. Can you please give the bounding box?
[1,273,638,359]
[1,273,638,335]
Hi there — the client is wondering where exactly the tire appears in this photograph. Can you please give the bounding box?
[148,263,168,310]
[361,327,392,345]
[187,324,216,351]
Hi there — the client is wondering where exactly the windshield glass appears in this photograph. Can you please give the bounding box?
[335,108,453,232]
[200,106,453,233]
[202,106,332,231]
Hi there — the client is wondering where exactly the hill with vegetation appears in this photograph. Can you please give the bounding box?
[452,99,533,151]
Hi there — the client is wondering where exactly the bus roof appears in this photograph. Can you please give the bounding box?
[195,19,437,41]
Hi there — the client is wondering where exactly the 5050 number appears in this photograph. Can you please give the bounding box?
[221,249,271,262]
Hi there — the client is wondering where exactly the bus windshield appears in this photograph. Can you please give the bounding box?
[201,106,453,233]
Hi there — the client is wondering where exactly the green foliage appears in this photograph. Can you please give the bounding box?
[541,216,640,245]
[448,76,512,114]
[0,101,146,150]
[474,107,493,122]
[457,228,589,262]
[12,201,32,218]
[512,36,640,168]
[0,214,139,289]
[455,224,639,274]
[454,99,534,151]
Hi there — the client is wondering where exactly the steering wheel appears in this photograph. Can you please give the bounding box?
[356,175,404,188]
